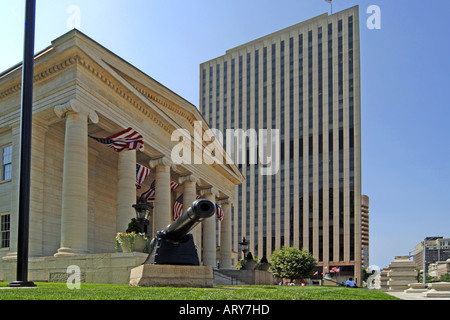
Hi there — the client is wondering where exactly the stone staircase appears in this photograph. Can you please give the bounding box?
[213,269,247,286]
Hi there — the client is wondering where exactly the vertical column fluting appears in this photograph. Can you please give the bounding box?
[219,198,232,269]
[149,157,174,233]
[116,149,137,232]
[200,187,218,267]
[54,100,98,256]
[178,174,200,258]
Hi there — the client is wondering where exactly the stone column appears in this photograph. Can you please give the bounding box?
[29,120,48,257]
[179,174,200,258]
[149,157,174,233]
[116,149,137,232]
[219,198,232,269]
[2,124,21,261]
[200,187,218,267]
[54,99,98,256]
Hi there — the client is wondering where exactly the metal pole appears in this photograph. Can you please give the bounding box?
[423,241,426,284]
[8,0,37,288]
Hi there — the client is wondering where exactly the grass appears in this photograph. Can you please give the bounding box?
[0,282,399,300]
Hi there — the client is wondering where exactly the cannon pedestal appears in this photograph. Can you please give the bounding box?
[154,234,199,265]
[129,264,213,288]
[130,199,215,287]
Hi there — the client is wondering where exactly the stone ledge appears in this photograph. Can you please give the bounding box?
[0,253,147,284]
[129,264,213,288]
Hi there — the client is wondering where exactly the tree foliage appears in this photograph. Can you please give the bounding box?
[270,246,317,281]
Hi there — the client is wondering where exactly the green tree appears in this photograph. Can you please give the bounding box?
[270,246,317,282]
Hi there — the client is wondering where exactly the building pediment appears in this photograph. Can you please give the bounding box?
[0,29,244,191]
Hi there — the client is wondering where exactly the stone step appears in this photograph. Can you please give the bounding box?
[213,269,246,286]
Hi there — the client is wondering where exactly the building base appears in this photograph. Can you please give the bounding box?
[129,264,213,288]
[0,252,147,284]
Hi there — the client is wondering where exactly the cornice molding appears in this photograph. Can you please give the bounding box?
[0,52,176,137]
[0,55,80,100]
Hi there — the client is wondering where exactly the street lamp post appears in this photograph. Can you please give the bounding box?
[239,237,249,259]
[8,0,37,288]
[132,198,153,234]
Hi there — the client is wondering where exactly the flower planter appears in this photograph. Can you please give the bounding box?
[242,259,257,270]
[133,236,148,252]
[120,242,134,253]
[115,232,149,253]
[256,263,271,271]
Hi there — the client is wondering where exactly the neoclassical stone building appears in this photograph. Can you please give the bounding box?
[0,29,243,283]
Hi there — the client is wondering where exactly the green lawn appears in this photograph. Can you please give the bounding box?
[0,282,399,300]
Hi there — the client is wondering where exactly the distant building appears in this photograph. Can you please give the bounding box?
[414,236,450,272]
[360,195,369,269]
[200,5,369,284]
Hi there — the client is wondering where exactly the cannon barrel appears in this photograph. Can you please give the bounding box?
[162,199,215,244]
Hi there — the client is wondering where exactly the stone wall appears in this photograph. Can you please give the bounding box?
[0,252,147,284]
[217,269,276,285]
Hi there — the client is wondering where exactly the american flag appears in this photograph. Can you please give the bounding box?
[325,0,332,3]
[170,181,179,192]
[136,164,150,189]
[139,180,179,202]
[139,180,156,202]
[89,127,144,152]
[216,203,224,221]
[173,194,183,221]
[173,194,201,221]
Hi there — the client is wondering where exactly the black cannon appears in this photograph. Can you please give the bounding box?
[146,199,215,265]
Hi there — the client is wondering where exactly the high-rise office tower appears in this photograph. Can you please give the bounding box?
[200,6,368,281]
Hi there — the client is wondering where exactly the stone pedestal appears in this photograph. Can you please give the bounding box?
[379,269,390,292]
[405,283,428,294]
[129,264,213,288]
[423,282,450,298]
[387,256,417,292]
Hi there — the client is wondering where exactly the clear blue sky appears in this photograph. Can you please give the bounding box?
[1,0,449,269]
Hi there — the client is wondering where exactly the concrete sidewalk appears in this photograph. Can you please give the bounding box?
[386,291,450,300]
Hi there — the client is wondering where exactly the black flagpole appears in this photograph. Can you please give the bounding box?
[8,0,37,288]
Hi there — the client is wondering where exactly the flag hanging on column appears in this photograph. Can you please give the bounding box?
[170,181,179,192]
[89,127,144,152]
[139,180,156,202]
[216,203,224,221]
[173,194,183,221]
[136,164,150,189]
[173,194,200,221]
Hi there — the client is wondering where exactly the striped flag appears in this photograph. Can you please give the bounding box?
[89,127,144,152]
[140,180,156,202]
[136,164,150,189]
[139,180,179,202]
[216,203,224,221]
[173,194,183,221]
[170,181,179,192]
[325,0,332,3]
[173,195,201,221]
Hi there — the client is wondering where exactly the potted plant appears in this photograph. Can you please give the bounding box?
[241,252,257,270]
[126,218,149,252]
[115,219,150,253]
[256,256,271,271]
[115,232,138,253]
